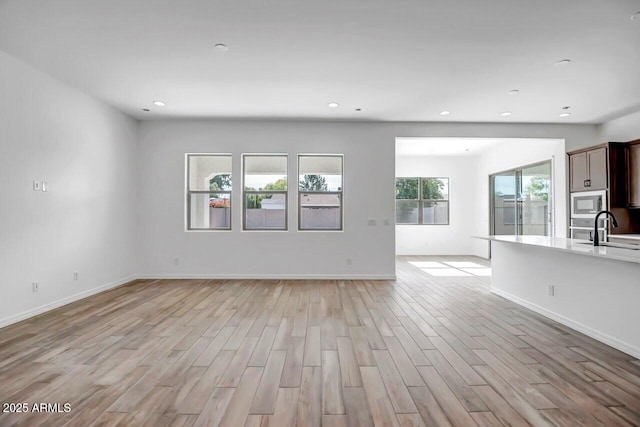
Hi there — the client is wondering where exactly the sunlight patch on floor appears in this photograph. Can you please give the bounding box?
[443,261,485,268]
[461,267,492,276]
[421,268,473,277]
[409,260,491,277]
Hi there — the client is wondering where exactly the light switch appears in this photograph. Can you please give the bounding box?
[33,181,40,191]
[42,181,48,192]
[367,218,377,226]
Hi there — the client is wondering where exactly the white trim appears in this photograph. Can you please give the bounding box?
[138,273,396,280]
[0,275,137,329]
[491,287,640,360]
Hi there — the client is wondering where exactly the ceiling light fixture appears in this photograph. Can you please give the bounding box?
[555,59,572,66]
[508,90,520,95]
[328,102,339,108]
[153,101,166,107]
[439,111,451,116]
[500,111,512,117]
[214,43,229,52]
[559,112,571,117]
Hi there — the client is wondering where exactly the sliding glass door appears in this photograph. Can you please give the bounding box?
[491,171,517,236]
[490,161,552,237]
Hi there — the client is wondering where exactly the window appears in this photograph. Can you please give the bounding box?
[396,177,449,225]
[186,154,232,230]
[243,155,288,230]
[298,155,343,230]
[490,161,551,236]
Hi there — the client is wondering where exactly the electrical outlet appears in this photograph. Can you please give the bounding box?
[73,271,79,281]
[33,180,40,191]
[548,285,555,296]
[383,218,390,226]
[42,181,48,192]
[32,282,39,292]
[346,258,352,266]
[174,258,180,266]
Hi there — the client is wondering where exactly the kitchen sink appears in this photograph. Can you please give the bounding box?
[575,242,640,250]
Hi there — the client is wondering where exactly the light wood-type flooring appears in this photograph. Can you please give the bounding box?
[1,256,640,426]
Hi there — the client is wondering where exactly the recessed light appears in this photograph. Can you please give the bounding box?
[631,12,640,20]
[141,108,150,112]
[508,90,520,95]
[559,112,571,117]
[153,101,166,107]
[439,111,451,116]
[355,108,362,111]
[500,111,512,117]
[555,59,572,66]
[328,102,339,108]
[214,43,229,52]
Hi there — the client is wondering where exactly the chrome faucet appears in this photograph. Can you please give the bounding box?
[593,210,618,246]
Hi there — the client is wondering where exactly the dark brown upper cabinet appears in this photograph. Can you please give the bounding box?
[568,143,627,204]
[627,140,640,208]
[569,146,608,192]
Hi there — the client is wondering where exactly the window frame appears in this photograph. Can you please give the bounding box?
[395,177,450,225]
[186,153,233,232]
[297,154,344,231]
[242,153,289,231]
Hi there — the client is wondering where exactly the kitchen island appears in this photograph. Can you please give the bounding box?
[486,235,640,359]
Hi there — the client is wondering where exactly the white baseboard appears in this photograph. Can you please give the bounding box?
[137,273,397,280]
[0,275,138,329]
[491,287,640,360]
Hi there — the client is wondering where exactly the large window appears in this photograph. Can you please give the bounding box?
[243,155,288,230]
[186,154,232,230]
[298,155,343,230]
[396,177,449,225]
[490,161,551,237]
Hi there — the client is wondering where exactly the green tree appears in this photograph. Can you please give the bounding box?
[524,176,549,201]
[299,174,328,191]
[209,174,231,191]
[395,178,419,223]
[422,178,445,200]
[209,174,231,205]
[245,178,287,209]
[263,178,287,191]
[395,178,418,199]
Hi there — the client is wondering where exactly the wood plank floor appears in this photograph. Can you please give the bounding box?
[1,256,639,426]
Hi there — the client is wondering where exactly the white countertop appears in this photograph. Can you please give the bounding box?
[610,234,640,241]
[480,235,640,265]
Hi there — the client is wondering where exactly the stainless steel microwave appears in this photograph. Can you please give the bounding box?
[570,190,606,218]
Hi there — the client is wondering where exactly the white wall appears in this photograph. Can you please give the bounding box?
[139,122,597,278]
[395,156,477,255]
[472,139,567,258]
[0,51,138,327]
[137,120,398,279]
[599,110,640,142]
[491,240,640,359]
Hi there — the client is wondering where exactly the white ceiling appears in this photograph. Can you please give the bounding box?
[396,137,504,156]
[1,0,639,123]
